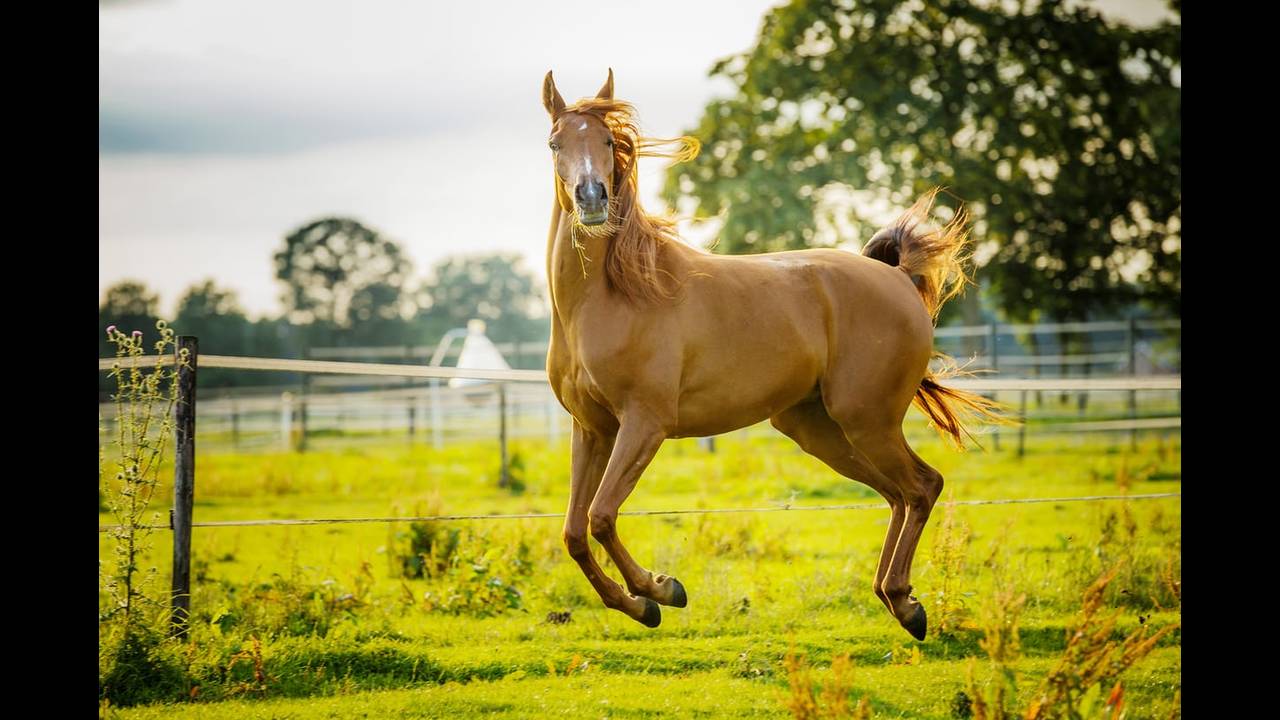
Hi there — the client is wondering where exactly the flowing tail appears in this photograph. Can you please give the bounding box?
[863,189,1016,448]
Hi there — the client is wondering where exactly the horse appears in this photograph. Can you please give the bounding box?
[540,69,1004,639]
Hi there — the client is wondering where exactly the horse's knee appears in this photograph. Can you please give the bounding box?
[563,530,591,561]
[588,511,616,542]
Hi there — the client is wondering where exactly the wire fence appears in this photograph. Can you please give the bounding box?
[97,340,1182,635]
[98,492,1181,533]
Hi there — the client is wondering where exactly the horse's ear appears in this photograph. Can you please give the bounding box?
[596,68,614,100]
[543,71,566,118]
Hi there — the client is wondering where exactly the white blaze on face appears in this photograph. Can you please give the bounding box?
[577,120,588,131]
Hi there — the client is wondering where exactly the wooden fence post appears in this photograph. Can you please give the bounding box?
[229,394,240,451]
[988,322,1001,451]
[170,336,198,638]
[405,344,415,443]
[299,354,310,453]
[498,384,510,488]
[431,380,443,449]
[1127,316,1138,450]
[280,392,293,451]
[1017,389,1028,458]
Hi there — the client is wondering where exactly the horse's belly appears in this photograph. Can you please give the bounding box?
[670,358,820,438]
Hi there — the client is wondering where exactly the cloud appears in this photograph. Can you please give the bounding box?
[98,0,761,155]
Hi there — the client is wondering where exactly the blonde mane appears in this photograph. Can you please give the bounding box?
[557,98,700,305]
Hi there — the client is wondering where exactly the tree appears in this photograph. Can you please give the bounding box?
[173,280,250,348]
[99,280,163,395]
[274,217,414,344]
[664,0,1180,323]
[347,281,416,346]
[416,253,548,350]
[99,280,162,351]
[170,280,256,388]
[100,280,159,326]
[174,279,244,319]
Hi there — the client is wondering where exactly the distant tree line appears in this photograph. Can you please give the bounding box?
[99,217,549,397]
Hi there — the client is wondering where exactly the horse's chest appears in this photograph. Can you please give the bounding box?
[547,339,619,428]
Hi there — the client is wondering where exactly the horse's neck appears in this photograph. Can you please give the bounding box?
[547,201,609,323]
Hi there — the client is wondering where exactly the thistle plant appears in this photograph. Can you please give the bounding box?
[100,321,185,636]
[930,491,972,637]
[1022,566,1179,719]
[964,561,1178,720]
[781,649,871,720]
[966,536,1027,720]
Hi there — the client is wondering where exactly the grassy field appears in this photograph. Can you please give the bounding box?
[99,422,1181,718]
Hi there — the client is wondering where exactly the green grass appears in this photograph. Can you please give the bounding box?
[100,424,1181,719]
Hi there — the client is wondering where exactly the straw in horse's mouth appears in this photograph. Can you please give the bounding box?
[579,210,609,226]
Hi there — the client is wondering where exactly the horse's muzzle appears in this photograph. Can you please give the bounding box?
[576,181,608,224]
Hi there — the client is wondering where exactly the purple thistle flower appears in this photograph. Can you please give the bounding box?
[132,330,143,337]
[106,325,117,336]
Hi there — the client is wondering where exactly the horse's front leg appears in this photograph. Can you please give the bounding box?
[587,416,687,628]
[562,421,658,626]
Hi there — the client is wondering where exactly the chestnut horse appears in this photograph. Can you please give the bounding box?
[542,69,1002,639]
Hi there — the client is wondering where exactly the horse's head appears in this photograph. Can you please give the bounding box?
[542,69,617,227]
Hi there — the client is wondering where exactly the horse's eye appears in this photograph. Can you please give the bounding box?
[549,142,559,152]
[605,139,614,148]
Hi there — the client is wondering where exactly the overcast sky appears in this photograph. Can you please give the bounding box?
[99,0,1175,320]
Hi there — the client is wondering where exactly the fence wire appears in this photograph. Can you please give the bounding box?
[98,492,1180,532]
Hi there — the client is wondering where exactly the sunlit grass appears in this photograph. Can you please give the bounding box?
[100,430,1180,718]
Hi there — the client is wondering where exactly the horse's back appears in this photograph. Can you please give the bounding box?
[685,246,933,356]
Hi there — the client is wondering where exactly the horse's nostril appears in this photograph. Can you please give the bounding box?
[576,182,605,205]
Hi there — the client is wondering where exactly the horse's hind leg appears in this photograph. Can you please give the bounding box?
[882,441,946,629]
[840,425,943,640]
[771,402,904,615]
[771,401,943,640]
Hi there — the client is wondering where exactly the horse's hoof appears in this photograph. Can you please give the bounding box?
[640,597,662,628]
[667,577,688,608]
[900,603,927,641]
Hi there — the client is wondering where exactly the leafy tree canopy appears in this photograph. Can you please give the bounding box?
[175,279,245,321]
[100,280,159,322]
[274,217,413,329]
[99,280,161,351]
[417,253,548,345]
[664,0,1180,322]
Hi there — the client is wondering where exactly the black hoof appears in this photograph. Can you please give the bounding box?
[901,604,928,641]
[640,598,662,628]
[667,577,688,608]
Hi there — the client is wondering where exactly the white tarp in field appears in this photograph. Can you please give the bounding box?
[449,320,510,389]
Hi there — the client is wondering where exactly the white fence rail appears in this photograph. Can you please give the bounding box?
[100,352,1180,452]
